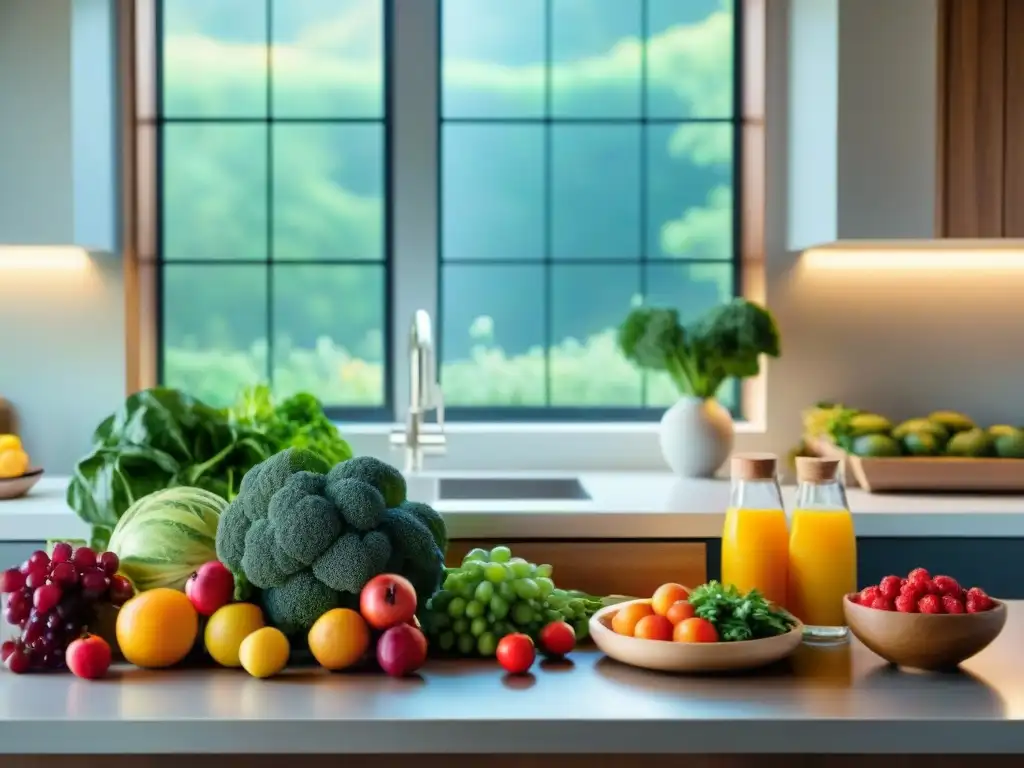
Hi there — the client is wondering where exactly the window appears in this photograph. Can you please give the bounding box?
[141,0,745,426]
[439,0,739,419]
[155,0,390,416]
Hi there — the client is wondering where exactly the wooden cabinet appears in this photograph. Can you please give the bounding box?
[446,541,706,597]
[938,0,1024,236]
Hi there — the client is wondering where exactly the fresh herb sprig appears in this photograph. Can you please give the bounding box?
[688,581,797,642]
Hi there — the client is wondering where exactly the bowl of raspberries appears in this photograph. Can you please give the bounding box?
[843,568,1007,671]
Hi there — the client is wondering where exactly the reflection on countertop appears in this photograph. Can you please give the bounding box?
[1,604,1023,755]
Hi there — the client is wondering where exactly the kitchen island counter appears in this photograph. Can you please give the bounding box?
[1,603,1024,761]
[3,474,1024,542]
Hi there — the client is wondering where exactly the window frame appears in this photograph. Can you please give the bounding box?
[122,0,768,467]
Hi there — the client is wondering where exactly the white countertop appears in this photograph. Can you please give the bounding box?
[2,474,1024,542]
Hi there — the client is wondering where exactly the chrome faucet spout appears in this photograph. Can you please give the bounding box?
[390,310,446,472]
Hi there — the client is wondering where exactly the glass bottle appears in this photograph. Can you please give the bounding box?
[788,456,857,643]
[720,453,789,607]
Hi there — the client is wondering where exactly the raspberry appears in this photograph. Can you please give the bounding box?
[878,575,902,600]
[907,567,931,584]
[900,581,925,601]
[859,586,882,605]
[941,594,965,614]
[894,594,918,613]
[846,592,861,605]
[918,594,943,614]
[932,575,961,596]
[966,593,995,613]
[870,596,894,611]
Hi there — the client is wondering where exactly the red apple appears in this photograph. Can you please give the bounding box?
[360,574,417,630]
[376,623,427,677]
[185,561,235,616]
[66,634,112,680]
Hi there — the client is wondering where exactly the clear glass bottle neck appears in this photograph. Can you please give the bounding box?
[795,479,849,510]
[729,478,784,510]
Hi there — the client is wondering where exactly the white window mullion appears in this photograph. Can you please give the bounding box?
[389,0,440,420]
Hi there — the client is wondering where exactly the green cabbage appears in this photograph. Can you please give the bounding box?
[107,486,226,592]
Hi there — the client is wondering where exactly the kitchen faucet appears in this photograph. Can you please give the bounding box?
[389,309,446,472]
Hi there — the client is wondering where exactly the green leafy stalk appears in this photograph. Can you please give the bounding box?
[687,581,796,642]
[617,299,782,400]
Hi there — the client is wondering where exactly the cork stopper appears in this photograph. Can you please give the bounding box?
[730,453,778,481]
[795,456,841,484]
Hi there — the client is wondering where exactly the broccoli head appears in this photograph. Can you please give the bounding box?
[214,447,447,635]
[616,299,780,399]
[328,456,407,508]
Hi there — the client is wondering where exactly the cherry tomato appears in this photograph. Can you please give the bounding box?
[673,617,719,643]
[496,633,535,674]
[538,620,576,657]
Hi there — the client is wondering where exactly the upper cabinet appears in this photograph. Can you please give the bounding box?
[938,0,1024,237]
[0,0,117,251]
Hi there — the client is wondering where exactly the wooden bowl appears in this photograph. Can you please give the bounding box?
[843,594,1007,671]
[589,598,804,673]
[0,468,44,500]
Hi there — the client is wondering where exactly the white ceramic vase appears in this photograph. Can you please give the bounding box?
[659,395,735,478]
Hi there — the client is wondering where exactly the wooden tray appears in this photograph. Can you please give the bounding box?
[808,439,1024,493]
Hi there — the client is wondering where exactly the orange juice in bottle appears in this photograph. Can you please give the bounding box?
[721,453,789,607]
[788,456,857,642]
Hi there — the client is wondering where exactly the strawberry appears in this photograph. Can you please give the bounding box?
[918,594,943,614]
[878,575,902,600]
[932,575,961,597]
[859,586,882,605]
[870,596,894,611]
[966,586,989,601]
[907,567,931,584]
[894,594,918,613]
[941,594,965,614]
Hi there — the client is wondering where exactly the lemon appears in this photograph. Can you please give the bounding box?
[239,627,290,679]
[204,603,265,668]
[0,434,21,452]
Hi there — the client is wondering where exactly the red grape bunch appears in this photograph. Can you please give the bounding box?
[0,542,134,674]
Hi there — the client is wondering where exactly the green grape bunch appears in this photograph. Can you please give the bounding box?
[420,545,604,657]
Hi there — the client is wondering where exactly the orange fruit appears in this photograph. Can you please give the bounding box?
[308,608,371,671]
[633,614,674,641]
[673,617,719,643]
[116,588,198,668]
[652,583,690,616]
[665,600,696,625]
[611,602,654,637]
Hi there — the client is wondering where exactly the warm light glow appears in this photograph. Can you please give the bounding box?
[802,240,1024,271]
[0,246,91,270]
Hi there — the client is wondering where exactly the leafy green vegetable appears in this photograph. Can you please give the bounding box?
[687,581,797,642]
[107,485,227,593]
[67,389,273,551]
[216,449,447,635]
[229,385,353,465]
[617,298,781,399]
[67,386,353,551]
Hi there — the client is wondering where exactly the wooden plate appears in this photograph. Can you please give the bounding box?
[0,468,44,500]
[589,598,804,673]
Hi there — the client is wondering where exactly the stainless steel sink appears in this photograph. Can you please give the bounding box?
[437,477,590,501]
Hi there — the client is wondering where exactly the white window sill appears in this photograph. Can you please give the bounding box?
[338,421,767,473]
